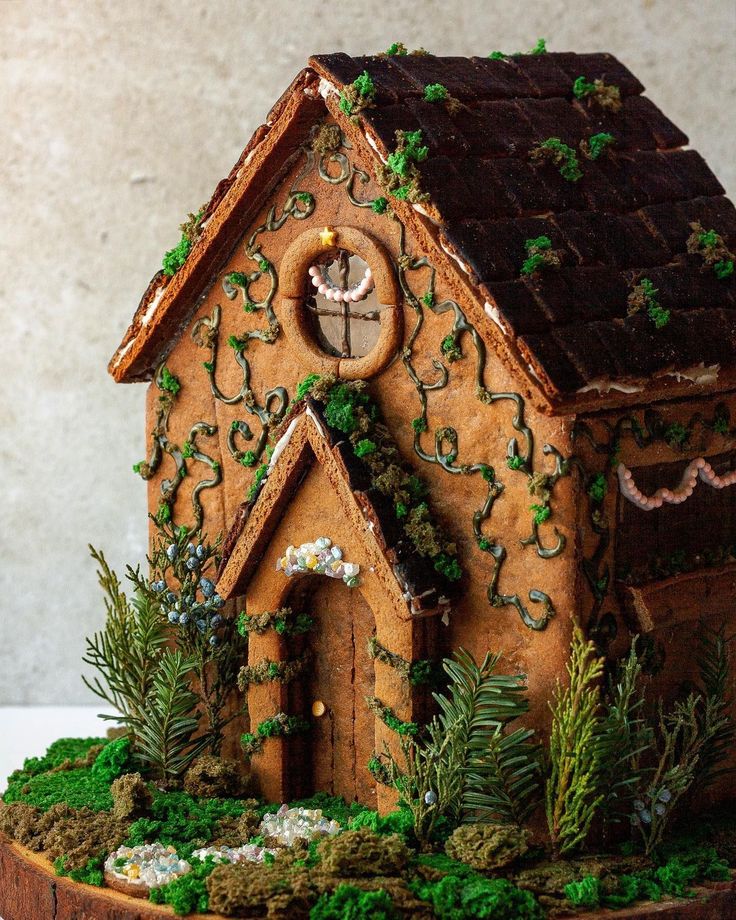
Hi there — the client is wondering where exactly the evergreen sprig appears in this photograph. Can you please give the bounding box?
[545,624,606,856]
[131,649,207,780]
[696,621,735,788]
[82,547,167,727]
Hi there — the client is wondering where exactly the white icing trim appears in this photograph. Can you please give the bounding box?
[318,77,337,100]
[112,338,134,368]
[578,378,644,395]
[267,416,300,472]
[141,286,165,326]
[664,363,720,385]
[618,458,736,510]
[306,405,326,438]
[364,132,387,164]
[412,203,441,225]
[484,301,509,336]
[439,240,472,278]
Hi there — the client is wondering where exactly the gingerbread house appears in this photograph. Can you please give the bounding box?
[110,49,736,810]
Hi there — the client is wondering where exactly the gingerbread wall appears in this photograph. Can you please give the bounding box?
[141,115,596,779]
[572,390,736,803]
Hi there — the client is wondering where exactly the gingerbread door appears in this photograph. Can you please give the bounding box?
[298,577,376,804]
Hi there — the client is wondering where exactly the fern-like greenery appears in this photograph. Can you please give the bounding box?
[377,649,540,846]
[82,546,167,726]
[545,623,606,857]
[696,620,735,789]
[131,649,207,781]
[598,640,653,822]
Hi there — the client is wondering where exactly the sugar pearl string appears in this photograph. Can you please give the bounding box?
[618,457,736,510]
[309,264,374,302]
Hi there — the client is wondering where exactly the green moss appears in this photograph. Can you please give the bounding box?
[162,237,191,276]
[583,131,615,160]
[529,37,547,54]
[354,438,377,457]
[395,501,408,519]
[507,455,524,470]
[530,503,551,525]
[257,714,310,739]
[628,277,670,329]
[91,737,134,783]
[587,473,608,502]
[323,382,370,434]
[18,737,107,776]
[572,76,597,98]
[433,552,462,582]
[387,130,428,177]
[311,884,398,919]
[156,502,171,524]
[225,271,249,287]
[367,697,418,736]
[247,463,269,500]
[126,790,245,850]
[412,416,428,433]
[714,415,730,434]
[564,874,601,908]
[258,258,270,273]
[160,366,181,395]
[3,767,114,812]
[715,259,734,279]
[372,196,389,214]
[240,450,257,467]
[412,874,543,920]
[530,138,582,182]
[150,856,217,915]
[385,42,408,56]
[441,334,463,362]
[424,83,448,102]
[339,70,376,116]
[54,854,105,887]
[664,422,688,448]
[296,373,322,400]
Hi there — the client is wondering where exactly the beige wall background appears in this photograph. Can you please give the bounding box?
[1,0,734,705]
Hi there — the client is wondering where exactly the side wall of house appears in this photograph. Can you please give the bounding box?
[573,389,736,805]
[142,120,583,761]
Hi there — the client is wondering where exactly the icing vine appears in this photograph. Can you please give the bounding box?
[314,140,571,630]
[135,363,221,534]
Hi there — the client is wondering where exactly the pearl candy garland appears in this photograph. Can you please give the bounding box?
[309,264,374,303]
[618,456,736,511]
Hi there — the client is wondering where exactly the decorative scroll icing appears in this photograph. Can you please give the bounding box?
[618,458,736,510]
[309,263,374,302]
[277,537,360,586]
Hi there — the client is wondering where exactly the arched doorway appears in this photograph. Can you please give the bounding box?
[286,576,376,805]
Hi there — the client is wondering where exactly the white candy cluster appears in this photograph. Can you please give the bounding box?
[309,263,374,302]
[104,843,190,889]
[260,804,342,846]
[277,537,360,587]
[191,843,278,865]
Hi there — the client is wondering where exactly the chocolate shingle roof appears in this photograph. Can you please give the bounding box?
[310,51,735,399]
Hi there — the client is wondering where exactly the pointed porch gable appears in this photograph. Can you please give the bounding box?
[215,396,453,807]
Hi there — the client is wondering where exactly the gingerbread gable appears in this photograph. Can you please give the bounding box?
[111,51,736,413]
[216,396,454,620]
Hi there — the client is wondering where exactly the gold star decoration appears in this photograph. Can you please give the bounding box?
[319,226,337,247]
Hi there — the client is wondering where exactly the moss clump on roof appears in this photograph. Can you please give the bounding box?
[339,70,376,116]
[521,235,564,277]
[580,132,615,161]
[424,82,448,102]
[311,122,343,155]
[687,221,735,280]
[162,208,205,276]
[530,137,583,182]
[377,129,430,203]
[295,374,461,585]
[627,277,670,329]
[572,75,623,112]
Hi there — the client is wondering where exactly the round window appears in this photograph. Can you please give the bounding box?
[279,226,402,380]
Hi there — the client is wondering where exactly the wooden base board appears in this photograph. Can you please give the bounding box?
[1,835,735,919]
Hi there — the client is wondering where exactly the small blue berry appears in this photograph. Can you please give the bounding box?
[658,788,672,803]
[187,542,196,556]
[200,578,215,598]
[197,619,207,633]
[186,557,200,571]
[424,790,438,805]
[179,612,189,625]
[209,635,220,646]
[196,544,205,559]
[166,544,178,562]
[168,611,179,624]
[211,614,223,628]
[151,580,166,593]
[166,591,176,603]
[212,595,224,608]
[640,809,652,824]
